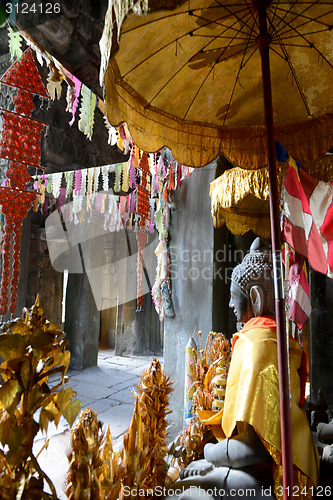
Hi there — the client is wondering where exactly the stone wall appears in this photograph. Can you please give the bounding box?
[25,212,63,324]
[163,162,216,437]
[310,270,333,405]
[64,270,100,370]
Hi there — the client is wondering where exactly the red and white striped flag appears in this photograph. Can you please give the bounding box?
[289,253,311,329]
[282,156,333,278]
[283,243,311,329]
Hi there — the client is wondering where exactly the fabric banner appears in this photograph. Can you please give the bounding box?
[286,246,311,330]
[281,154,333,278]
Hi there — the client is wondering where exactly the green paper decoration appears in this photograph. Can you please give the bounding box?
[78,84,96,140]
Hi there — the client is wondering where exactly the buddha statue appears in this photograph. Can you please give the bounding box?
[166,238,319,500]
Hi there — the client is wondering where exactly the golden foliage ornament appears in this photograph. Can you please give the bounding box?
[0,296,81,499]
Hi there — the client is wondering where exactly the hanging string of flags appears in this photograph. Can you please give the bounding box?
[1,28,194,318]
[30,151,192,316]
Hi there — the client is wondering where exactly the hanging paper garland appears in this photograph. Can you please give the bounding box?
[6,162,31,190]
[1,48,49,98]
[80,169,88,196]
[135,152,151,309]
[12,88,35,116]
[102,166,110,191]
[67,74,82,126]
[122,162,130,193]
[139,151,149,175]
[52,172,63,199]
[114,163,122,193]
[129,159,137,189]
[103,114,118,145]
[0,110,44,166]
[78,84,96,140]
[136,227,148,310]
[93,167,100,193]
[7,25,23,62]
[74,170,82,195]
[0,188,37,315]
[47,61,65,100]
[136,185,149,220]
[0,48,49,316]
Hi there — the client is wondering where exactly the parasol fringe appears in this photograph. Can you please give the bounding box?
[99,0,149,87]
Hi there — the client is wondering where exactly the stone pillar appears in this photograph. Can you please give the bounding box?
[64,270,100,371]
[309,270,333,404]
[13,213,32,318]
[163,162,216,438]
[114,293,162,356]
[212,224,230,336]
[115,299,137,356]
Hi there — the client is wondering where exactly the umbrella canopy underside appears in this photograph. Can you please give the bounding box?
[104,0,333,168]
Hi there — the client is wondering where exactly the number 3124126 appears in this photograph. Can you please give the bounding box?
[6,3,61,14]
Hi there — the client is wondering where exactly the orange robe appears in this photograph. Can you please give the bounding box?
[199,316,319,499]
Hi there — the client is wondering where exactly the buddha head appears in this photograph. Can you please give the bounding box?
[229,237,275,325]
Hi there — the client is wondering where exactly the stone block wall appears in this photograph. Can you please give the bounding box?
[26,215,63,324]
[163,163,216,437]
[310,270,333,406]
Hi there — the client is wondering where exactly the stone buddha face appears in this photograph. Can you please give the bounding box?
[229,281,254,324]
[229,238,275,324]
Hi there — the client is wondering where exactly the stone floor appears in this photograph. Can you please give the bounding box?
[33,349,162,499]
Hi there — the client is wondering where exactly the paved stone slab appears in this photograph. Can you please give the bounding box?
[70,379,114,400]
[103,355,158,368]
[70,366,135,388]
[108,375,139,392]
[126,364,154,376]
[81,396,119,415]
[97,349,114,359]
[98,402,136,438]
[109,388,138,404]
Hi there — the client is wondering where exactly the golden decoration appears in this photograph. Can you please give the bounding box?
[65,408,105,500]
[135,357,173,496]
[0,296,80,499]
[167,415,212,475]
[191,332,231,412]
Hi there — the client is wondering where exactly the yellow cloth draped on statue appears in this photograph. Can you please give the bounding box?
[198,316,319,499]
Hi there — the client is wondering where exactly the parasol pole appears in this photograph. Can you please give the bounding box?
[256,2,294,499]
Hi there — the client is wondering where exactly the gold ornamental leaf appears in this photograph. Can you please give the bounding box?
[56,351,71,372]
[0,334,26,360]
[56,387,75,412]
[7,426,25,454]
[203,357,222,389]
[54,410,62,428]
[45,321,63,334]
[39,408,50,433]
[62,399,81,427]
[0,412,12,446]
[0,365,11,382]
[26,386,43,415]
[101,426,113,460]
[7,322,30,336]
[5,357,23,376]
[43,401,60,421]
[20,360,32,390]
[29,331,55,353]
[0,379,21,412]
